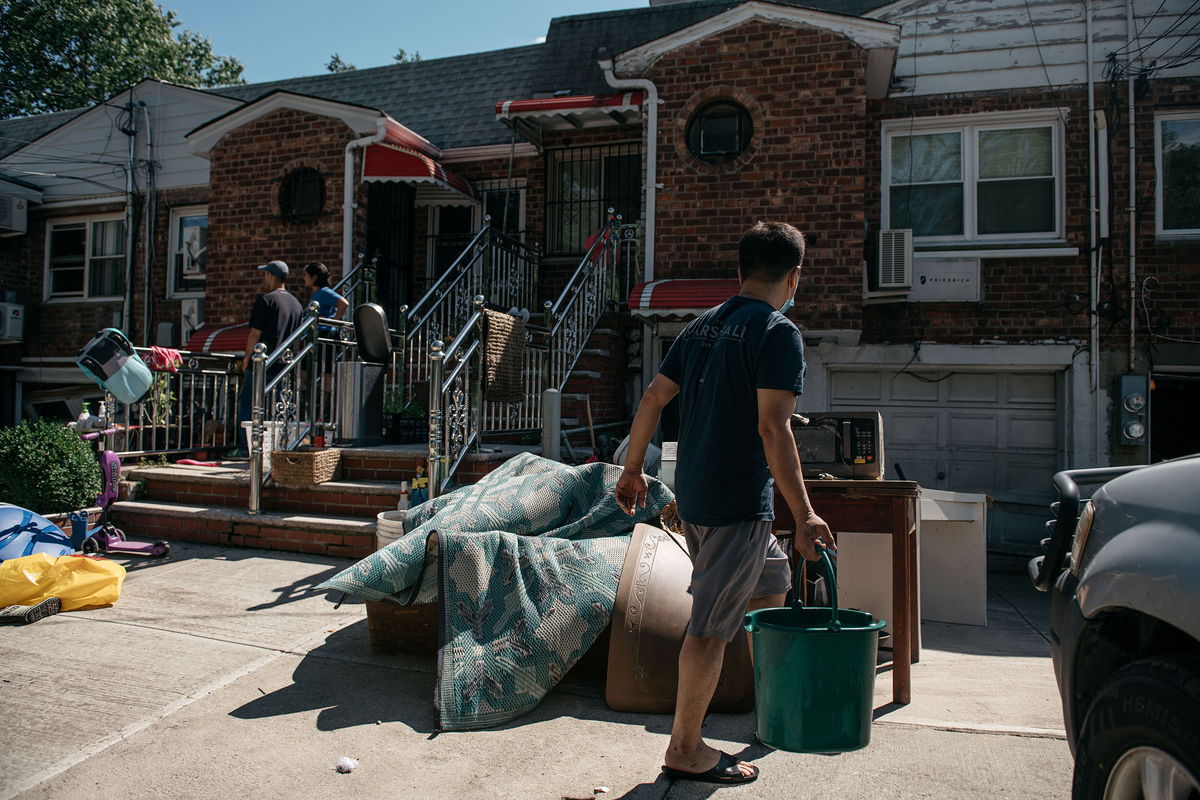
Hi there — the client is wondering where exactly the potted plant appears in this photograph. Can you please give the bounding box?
[382,389,428,445]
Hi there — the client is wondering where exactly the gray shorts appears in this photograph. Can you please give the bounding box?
[681,519,792,642]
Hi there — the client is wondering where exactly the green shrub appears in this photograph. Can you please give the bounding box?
[0,419,101,514]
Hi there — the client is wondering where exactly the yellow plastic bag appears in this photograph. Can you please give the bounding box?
[0,553,126,611]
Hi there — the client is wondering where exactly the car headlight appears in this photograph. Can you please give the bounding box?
[1069,500,1095,576]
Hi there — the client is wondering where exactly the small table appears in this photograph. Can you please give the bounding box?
[775,480,920,705]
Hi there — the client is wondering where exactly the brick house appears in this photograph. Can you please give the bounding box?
[1,0,1197,551]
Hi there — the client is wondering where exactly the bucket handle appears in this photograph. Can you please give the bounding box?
[793,541,840,631]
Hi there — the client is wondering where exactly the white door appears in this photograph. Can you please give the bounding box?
[829,369,1060,554]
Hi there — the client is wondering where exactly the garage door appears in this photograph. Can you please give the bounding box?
[829,369,1060,554]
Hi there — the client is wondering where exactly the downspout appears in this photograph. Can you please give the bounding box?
[1126,0,1138,373]
[598,53,659,282]
[1086,0,1102,465]
[140,101,155,347]
[122,102,138,336]
[343,119,388,274]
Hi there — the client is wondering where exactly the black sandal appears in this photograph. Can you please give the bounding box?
[661,751,760,785]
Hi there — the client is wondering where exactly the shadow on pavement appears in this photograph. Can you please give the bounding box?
[228,621,441,733]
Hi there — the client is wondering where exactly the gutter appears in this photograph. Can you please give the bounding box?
[598,52,659,282]
[343,119,388,274]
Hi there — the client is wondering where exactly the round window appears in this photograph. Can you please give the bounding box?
[685,101,753,165]
[278,168,325,224]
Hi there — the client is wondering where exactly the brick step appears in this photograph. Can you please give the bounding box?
[128,465,402,519]
[110,500,377,560]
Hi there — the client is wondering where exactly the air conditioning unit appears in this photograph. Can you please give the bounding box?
[877,229,913,289]
[0,303,24,341]
[0,195,28,236]
[181,297,203,345]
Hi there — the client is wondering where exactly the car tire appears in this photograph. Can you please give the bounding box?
[1073,656,1200,799]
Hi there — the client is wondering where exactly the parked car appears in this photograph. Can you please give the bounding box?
[1030,455,1200,798]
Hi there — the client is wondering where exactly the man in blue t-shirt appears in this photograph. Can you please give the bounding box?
[616,221,832,786]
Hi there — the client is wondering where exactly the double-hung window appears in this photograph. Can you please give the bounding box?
[1156,111,1200,237]
[45,216,125,300]
[883,111,1064,243]
[169,206,207,297]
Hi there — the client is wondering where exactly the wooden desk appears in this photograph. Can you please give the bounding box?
[775,480,920,705]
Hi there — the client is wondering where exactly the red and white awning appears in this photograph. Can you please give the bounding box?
[628,279,741,319]
[184,322,250,353]
[495,92,644,133]
[362,142,477,206]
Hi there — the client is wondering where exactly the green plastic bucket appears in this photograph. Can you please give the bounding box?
[744,545,885,753]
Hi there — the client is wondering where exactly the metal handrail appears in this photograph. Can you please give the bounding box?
[406,227,491,327]
[546,216,620,327]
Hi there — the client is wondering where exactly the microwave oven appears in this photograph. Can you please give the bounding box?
[791,411,885,480]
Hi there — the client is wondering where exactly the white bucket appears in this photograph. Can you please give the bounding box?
[376,510,408,550]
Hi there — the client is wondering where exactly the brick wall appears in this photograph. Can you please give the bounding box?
[863,79,1200,347]
[206,108,354,324]
[646,20,871,332]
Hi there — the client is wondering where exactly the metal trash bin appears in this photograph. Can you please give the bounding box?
[335,361,384,446]
[334,303,390,446]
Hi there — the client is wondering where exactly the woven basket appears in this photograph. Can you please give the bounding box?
[270,447,342,487]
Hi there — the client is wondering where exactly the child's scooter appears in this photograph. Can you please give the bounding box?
[69,428,170,557]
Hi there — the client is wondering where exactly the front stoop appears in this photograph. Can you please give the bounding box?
[110,443,542,560]
[111,500,377,559]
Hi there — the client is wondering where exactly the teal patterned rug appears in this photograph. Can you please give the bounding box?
[318,452,672,731]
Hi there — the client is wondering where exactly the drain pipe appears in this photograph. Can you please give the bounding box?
[598,51,659,282]
[343,120,387,274]
[121,102,138,336]
[1086,0,1102,465]
[1125,0,1138,373]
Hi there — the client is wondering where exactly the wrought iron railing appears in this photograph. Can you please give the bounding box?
[333,254,377,309]
[399,220,538,413]
[427,297,485,498]
[110,350,243,459]
[543,212,633,393]
[245,304,360,513]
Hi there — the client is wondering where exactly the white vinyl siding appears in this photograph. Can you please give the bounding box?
[883,111,1064,244]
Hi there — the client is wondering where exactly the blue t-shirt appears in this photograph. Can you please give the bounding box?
[310,286,344,319]
[658,295,806,526]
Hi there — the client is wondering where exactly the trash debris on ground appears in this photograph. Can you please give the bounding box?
[332,756,358,773]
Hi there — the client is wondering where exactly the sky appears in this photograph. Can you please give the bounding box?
[162,0,647,84]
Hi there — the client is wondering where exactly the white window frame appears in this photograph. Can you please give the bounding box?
[1155,110,1200,239]
[167,205,207,299]
[43,213,126,303]
[882,109,1066,246]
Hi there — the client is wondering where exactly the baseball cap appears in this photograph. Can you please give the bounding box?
[257,260,288,279]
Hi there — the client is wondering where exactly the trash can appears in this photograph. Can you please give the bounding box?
[744,545,885,753]
[334,303,389,446]
[335,361,384,445]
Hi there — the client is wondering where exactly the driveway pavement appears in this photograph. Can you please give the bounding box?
[1,544,1071,799]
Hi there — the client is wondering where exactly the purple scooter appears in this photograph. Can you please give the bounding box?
[69,428,170,558]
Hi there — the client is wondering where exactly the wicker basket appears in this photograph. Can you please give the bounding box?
[270,447,342,487]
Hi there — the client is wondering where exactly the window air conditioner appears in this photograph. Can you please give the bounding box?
[877,229,913,289]
[0,303,24,341]
[0,195,28,236]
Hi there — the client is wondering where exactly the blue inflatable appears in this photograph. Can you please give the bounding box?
[0,504,76,562]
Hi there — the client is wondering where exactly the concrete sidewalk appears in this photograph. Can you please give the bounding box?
[1,545,1071,799]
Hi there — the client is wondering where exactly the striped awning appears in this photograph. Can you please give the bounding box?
[362,143,477,206]
[184,322,250,353]
[628,279,741,319]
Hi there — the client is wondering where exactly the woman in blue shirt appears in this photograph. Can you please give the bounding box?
[302,262,349,323]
